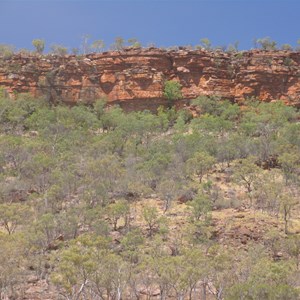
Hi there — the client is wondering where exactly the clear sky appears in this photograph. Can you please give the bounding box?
[0,0,299,52]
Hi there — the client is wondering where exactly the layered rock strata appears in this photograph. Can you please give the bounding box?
[0,48,299,110]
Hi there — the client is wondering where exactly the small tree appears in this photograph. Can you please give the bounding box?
[91,40,105,52]
[81,34,91,54]
[227,41,239,53]
[71,47,79,55]
[163,80,182,106]
[0,44,14,58]
[50,44,68,56]
[0,234,27,299]
[32,39,45,54]
[107,200,130,231]
[0,203,31,234]
[232,156,261,205]
[93,98,107,120]
[284,235,300,269]
[186,151,215,183]
[51,234,110,299]
[120,228,144,262]
[142,205,159,237]
[127,38,141,48]
[281,44,293,51]
[280,194,298,234]
[278,150,300,185]
[255,37,277,50]
[296,39,300,51]
[157,178,183,213]
[113,37,125,51]
[188,193,212,223]
[200,38,212,50]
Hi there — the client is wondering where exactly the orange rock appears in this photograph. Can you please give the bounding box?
[0,48,299,110]
[101,73,116,84]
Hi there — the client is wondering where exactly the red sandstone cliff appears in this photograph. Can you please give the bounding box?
[0,48,299,110]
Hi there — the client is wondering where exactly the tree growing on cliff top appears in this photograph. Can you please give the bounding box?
[91,40,105,53]
[0,44,14,58]
[81,34,91,54]
[50,44,68,56]
[296,39,300,51]
[32,39,45,54]
[200,38,212,50]
[112,36,125,51]
[254,37,277,50]
[281,44,293,51]
[127,38,141,48]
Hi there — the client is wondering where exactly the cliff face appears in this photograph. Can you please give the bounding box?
[0,48,299,110]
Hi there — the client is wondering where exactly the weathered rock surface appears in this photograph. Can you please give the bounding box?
[0,48,299,110]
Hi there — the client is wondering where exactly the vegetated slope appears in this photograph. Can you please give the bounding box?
[0,93,299,299]
[0,48,300,110]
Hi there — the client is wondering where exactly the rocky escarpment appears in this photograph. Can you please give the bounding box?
[0,48,299,110]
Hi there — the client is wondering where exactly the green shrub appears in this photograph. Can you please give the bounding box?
[163,80,182,106]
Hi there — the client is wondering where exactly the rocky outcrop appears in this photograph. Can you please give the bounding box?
[0,48,299,110]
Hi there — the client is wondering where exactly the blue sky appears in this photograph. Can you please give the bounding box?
[0,0,299,52]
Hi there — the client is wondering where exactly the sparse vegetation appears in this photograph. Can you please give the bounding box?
[0,37,298,58]
[112,36,125,50]
[281,44,293,51]
[32,39,45,54]
[91,39,105,52]
[0,91,299,299]
[254,37,277,50]
[127,38,141,48]
[0,44,15,58]
[200,38,212,50]
[50,44,68,56]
